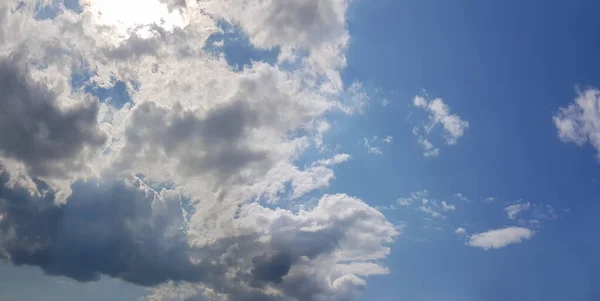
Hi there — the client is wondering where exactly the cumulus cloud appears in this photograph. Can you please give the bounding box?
[0,1,397,300]
[467,227,534,250]
[0,54,106,178]
[554,88,600,159]
[0,167,397,299]
[455,227,467,235]
[411,95,468,157]
[0,169,209,286]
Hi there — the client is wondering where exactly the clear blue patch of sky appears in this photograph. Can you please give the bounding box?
[72,70,134,109]
[204,20,280,71]
[0,264,144,301]
[34,0,83,20]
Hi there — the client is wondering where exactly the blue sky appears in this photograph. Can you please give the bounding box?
[334,1,600,300]
[1,0,600,301]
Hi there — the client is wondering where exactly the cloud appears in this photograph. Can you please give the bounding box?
[396,197,413,207]
[504,202,531,220]
[0,166,397,299]
[419,206,443,218]
[441,201,456,211]
[414,131,440,158]
[0,54,106,178]
[363,136,393,155]
[394,190,428,207]
[0,170,206,286]
[483,197,496,203]
[0,1,398,300]
[553,88,600,156]
[455,227,467,235]
[411,95,468,157]
[363,138,383,155]
[467,227,535,250]
[314,153,351,167]
[454,193,469,202]
[340,81,370,115]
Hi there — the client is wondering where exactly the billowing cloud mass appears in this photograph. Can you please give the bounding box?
[0,54,106,178]
[0,1,397,300]
[554,88,600,159]
[412,95,469,157]
[467,227,534,250]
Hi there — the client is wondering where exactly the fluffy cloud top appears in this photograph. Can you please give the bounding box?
[0,1,397,300]
[554,88,600,159]
[467,227,534,250]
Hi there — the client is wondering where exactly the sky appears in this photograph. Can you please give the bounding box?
[0,0,599,301]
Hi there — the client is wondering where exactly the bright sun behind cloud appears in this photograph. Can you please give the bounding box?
[87,0,183,33]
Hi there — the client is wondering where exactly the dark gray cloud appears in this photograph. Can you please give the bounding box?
[251,252,293,284]
[159,0,187,12]
[0,164,395,300]
[120,100,270,183]
[257,0,345,47]
[0,54,105,177]
[0,167,222,286]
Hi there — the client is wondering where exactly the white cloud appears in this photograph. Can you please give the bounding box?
[363,136,393,155]
[396,197,413,207]
[336,262,390,276]
[412,190,429,199]
[381,98,390,106]
[483,197,496,203]
[455,227,466,235]
[553,89,600,155]
[454,193,469,202]
[467,227,535,250]
[340,81,370,115]
[363,138,383,155]
[419,206,443,218]
[441,201,456,211]
[414,129,440,158]
[313,153,352,167]
[211,39,224,47]
[411,95,468,157]
[531,203,559,220]
[504,202,531,220]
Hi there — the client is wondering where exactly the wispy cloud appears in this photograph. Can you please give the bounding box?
[411,95,469,157]
[504,202,531,220]
[363,136,393,155]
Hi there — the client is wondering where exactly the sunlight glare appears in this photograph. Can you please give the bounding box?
[88,0,184,34]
